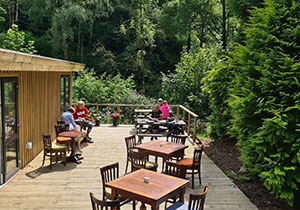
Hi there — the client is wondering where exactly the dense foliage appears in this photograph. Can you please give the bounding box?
[228,0,300,205]
[161,48,220,120]
[203,60,232,140]
[72,70,153,123]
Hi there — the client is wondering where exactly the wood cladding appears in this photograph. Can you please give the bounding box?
[0,71,71,168]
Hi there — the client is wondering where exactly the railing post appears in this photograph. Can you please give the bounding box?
[96,105,99,115]
[187,113,191,135]
[183,110,186,121]
[193,117,197,142]
[176,106,180,120]
[117,106,120,114]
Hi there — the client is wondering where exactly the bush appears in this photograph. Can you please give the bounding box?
[229,0,300,205]
[72,70,153,123]
[203,60,233,140]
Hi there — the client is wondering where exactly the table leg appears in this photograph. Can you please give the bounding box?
[151,203,159,210]
[179,188,186,203]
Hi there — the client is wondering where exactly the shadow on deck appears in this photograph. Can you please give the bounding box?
[0,125,258,210]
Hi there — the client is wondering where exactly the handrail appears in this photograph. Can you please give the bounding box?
[72,103,200,143]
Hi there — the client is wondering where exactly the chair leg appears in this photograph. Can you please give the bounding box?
[198,168,201,185]
[56,152,58,163]
[192,169,195,189]
[64,150,66,166]
[42,152,46,167]
[125,156,129,174]
[50,153,52,170]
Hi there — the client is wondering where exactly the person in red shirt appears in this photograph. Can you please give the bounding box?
[74,101,94,143]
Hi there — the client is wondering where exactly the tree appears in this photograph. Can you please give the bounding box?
[229,0,300,205]
[0,24,36,53]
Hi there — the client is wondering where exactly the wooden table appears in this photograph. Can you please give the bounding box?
[58,131,84,164]
[106,169,189,210]
[135,140,188,168]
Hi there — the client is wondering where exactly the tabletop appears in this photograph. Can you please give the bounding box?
[135,109,173,114]
[106,168,189,201]
[58,131,83,138]
[137,119,185,126]
[135,140,188,156]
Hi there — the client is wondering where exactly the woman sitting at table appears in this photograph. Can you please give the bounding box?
[61,107,80,131]
[160,100,169,120]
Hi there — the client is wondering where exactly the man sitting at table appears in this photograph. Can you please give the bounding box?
[148,105,162,140]
[73,101,94,143]
[148,104,162,121]
[61,107,79,131]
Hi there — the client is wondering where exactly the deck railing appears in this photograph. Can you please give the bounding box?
[74,103,200,142]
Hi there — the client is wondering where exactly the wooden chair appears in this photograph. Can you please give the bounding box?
[164,161,187,207]
[100,162,134,209]
[54,125,72,151]
[165,186,208,210]
[164,160,187,179]
[57,120,66,127]
[41,134,67,170]
[124,135,139,174]
[169,135,187,161]
[130,150,158,172]
[169,134,187,145]
[176,145,203,189]
[90,192,120,210]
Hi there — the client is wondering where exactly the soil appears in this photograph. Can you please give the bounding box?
[202,137,295,210]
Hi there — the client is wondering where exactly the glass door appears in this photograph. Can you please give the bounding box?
[1,78,19,183]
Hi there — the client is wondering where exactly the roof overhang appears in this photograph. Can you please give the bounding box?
[0,48,85,72]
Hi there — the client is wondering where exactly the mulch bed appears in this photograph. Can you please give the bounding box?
[202,137,295,210]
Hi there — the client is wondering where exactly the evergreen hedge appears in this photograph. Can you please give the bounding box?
[229,0,300,205]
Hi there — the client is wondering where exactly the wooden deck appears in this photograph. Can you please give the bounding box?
[0,125,258,210]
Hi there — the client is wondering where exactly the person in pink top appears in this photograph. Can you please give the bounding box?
[160,100,170,119]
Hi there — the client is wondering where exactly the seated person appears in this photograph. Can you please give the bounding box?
[73,101,94,143]
[158,98,163,107]
[61,107,79,131]
[160,100,170,120]
[148,104,162,121]
[148,105,162,140]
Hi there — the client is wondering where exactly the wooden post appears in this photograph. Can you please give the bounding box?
[96,105,99,115]
[176,106,180,120]
[187,113,191,135]
[183,110,186,121]
[193,117,197,142]
[117,106,120,114]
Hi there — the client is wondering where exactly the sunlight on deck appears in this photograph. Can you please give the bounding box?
[0,125,258,210]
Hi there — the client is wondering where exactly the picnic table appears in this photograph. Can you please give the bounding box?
[136,119,186,142]
[106,168,189,210]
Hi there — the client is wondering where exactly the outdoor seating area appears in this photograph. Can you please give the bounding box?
[0,125,258,210]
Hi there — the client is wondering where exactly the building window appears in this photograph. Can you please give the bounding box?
[61,75,70,113]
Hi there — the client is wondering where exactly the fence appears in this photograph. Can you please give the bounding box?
[74,103,200,142]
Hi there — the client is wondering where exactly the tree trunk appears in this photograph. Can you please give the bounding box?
[221,0,227,51]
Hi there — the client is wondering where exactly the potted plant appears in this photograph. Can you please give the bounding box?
[111,113,120,126]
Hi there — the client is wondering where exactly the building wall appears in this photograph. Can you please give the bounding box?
[0,71,71,168]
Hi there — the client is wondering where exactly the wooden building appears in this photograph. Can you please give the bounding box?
[0,48,84,184]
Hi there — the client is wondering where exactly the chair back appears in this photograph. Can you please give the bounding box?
[170,135,187,145]
[100,162,119,185]
[164,161,187,179]
[57,121,65,126]
[193,145,204,166]
[130,150,148,170]
[90,192,120,210]
[188,186,208,210]
[125,135,137,152]
[42,134,52,151]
